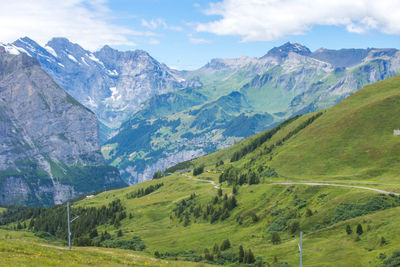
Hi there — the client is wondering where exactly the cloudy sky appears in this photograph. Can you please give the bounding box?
[1,0,400,69]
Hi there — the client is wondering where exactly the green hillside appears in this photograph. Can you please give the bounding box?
[3,75,400,266]
[189,74,400,183]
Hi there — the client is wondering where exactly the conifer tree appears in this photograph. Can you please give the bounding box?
[218,188,223,197]
[220,239,231,251]
[238,245,244,263]
[346,225,352,235]
[356,224,363,235]
[271,232,281,244]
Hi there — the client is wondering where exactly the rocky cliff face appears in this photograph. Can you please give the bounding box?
[4,37,187,130]
[0,49,126,206]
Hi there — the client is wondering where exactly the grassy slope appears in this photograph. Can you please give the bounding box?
[0,229,216,267]
[70,173,400,266]
[4,75,400,266]
[270,74,400,180]
[190,74,400,183]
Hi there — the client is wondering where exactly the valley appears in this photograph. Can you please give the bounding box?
[2,75,400,266]
[3,38,400,184]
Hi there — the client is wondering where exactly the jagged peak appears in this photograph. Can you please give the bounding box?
[262,42,311,59]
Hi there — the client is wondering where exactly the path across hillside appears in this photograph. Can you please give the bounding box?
[183,174,221,189]
[274,182,400,195]
[182,173,400,195]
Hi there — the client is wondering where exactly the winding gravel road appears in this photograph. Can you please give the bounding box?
[274,182,400,195]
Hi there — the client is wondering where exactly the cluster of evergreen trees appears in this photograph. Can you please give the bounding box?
[193,165,204,176]
[152,170,164,179]
[172,188,238,225]
[219,167,260,186]
[125,183,163,199]
[202,240,261,266]
[0,199,145,249]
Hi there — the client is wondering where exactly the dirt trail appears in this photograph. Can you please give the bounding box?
[274,182,400,195]
[183,174,221,189]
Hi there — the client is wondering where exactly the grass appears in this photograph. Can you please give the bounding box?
[186,74,400,184]
[67,171,400,266]
[4,75,400,266]
[0,229,217,267]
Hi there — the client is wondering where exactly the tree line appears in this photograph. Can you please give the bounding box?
[172,188,238,225]
[126,183,164,199]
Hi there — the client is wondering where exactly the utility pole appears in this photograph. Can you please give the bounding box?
[67,201,71,250]
[67,201,80,250]
[298,232,303,267]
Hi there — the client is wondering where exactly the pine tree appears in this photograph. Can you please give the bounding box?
[346,225,352,235]
[217,188,223,197]
[232,185,237,195]
[213,243,219,253]
[238,245,244,263]
[305,208,313,217]
[271,232,281,244]
[356,224,363,235]
[246,249,255,263]
[220,239,231,251]
[117,229,123,237]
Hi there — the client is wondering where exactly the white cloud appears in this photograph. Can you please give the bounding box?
[197,0,400,41]
[142,18,182,31]
[0,0,146,50]
[189,37,211,44]
[148,38,160,45]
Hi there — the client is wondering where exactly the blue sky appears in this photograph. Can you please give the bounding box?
[1,0,400,70]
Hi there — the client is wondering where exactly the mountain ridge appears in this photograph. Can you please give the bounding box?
[3,37,400,185]
[0,49,126,205]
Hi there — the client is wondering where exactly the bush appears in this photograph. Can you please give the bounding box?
[332,195,399,224]
[101,236,145,251]
[271,232,281,244]
[193,166,204,176]
[305,208,313,217]
[356,224,363,235]
[153,171,164,179]
[346,225,352,235]
[383,250,400,266]
[288,220,300,234]
[220,239,231,251]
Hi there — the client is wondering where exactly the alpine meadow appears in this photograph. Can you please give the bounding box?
[2,1,400,266]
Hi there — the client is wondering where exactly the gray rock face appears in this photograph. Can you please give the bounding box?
[4,37,187,129]
[0,51,126,206]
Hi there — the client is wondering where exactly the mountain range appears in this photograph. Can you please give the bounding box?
[0,47,126,206]
[103,42,400,183]
[2,37,400,185]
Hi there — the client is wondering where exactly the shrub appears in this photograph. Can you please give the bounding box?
[346,225,352,235]
[305,208,313,217]
[356,224,363,235]
[271,232,281,244]
[288,220,300,234]
[193,166,204,176]
[220,239,231,251]
[383,251,400,266]
[152,171,164,179]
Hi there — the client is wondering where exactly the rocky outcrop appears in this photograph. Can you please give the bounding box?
[0,51,126,206]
